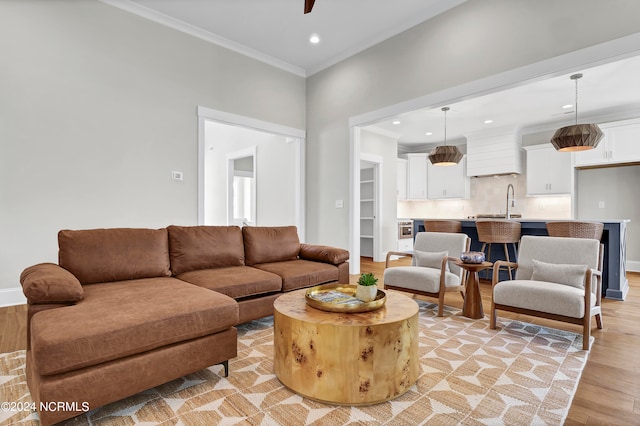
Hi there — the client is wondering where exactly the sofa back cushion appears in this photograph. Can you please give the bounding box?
[58,228,171,284]
[243,226,300,265]
[168,225,245,275]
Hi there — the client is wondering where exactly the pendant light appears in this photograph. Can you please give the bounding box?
[428,107,463,166]
[550,73,603,152]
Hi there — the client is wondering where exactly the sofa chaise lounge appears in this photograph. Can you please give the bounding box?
[20,225,349,425]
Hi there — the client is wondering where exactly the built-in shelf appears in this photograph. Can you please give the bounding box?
[360,167,376,257]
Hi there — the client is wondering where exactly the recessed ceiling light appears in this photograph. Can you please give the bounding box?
[425,132,433,136]
[309,34,320,44]
[484,119,493,124]
[562,104,573,109]
[392,120,400,125]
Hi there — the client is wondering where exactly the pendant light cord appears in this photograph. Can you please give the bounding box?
[570,73,583,126]
[574,76,578,125]
[442,106,449,146]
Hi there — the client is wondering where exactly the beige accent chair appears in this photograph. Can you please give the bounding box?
[490,235,603,350]
[384,232,470,316]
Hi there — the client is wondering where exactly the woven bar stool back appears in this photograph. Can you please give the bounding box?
[546,221,604,240]
[476,220,522,279]
[423,220,462,233]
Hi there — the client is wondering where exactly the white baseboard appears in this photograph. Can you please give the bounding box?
[0,287,27,307]
[627,260,640,273]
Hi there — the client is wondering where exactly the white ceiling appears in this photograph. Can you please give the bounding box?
[365,55,640,147]
[105,0,465,76]
[102,0,640,144]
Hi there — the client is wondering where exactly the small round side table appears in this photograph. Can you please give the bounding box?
[454,260,493,319]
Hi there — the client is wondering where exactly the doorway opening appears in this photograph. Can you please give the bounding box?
[227,148,256,226]
[359,154,383,263]
[197,106,306,239]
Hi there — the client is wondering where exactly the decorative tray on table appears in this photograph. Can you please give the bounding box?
[305,284,386,313]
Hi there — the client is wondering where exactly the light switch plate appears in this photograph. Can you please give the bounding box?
[335,199,344,208]
[171,171,184,181]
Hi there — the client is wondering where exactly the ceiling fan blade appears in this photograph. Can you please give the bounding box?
[304,0,315,14]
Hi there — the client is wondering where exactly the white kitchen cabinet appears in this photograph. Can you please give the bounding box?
[574,118,640,167]
[524,144,572,195]
[397,158,407,199]
[397,238,413,252]
[427,155,470,199]
[406,154,428,199]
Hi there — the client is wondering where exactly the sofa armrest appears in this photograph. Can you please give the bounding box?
[299,244,349,265]
[20,263,84,304]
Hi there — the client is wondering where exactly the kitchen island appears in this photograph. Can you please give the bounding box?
[412,219,629,300]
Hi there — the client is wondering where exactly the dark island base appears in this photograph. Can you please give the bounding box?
[412,219,628,300]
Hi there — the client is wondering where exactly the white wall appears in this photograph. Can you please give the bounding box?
[305,0,640,254]
[360,130,398,257]
[577,166,640,270]
[0,0,305,295]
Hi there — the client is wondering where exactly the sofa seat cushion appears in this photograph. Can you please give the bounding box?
[253,260,338,291]
[30,277,238,376]
[383,266,461,293]
[176,266,282,299]
[493,280,594,318]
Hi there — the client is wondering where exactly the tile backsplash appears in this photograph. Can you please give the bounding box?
[398,174,572,220]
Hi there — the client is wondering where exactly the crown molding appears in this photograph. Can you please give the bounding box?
[99,0,307,77]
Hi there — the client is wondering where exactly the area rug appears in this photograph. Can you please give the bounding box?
[0,301,589,425]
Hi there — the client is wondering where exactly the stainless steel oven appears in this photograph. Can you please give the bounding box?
[398,220,414,239]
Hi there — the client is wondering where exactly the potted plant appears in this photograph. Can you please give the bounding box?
[356,272,378,302]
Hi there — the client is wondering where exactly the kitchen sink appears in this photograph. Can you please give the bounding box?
[475,214,522,219]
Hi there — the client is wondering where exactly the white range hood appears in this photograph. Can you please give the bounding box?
[465,127,523,177]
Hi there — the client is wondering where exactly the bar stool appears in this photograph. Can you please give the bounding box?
[476,220,521,280]
[546,221,604,240]
[423,220,462,233]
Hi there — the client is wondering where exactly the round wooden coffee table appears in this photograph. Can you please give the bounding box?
[273,288,420,405]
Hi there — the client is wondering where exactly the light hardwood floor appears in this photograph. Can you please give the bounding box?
[2,261,638,424]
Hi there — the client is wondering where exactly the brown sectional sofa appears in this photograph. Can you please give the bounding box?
[20,225,349,425]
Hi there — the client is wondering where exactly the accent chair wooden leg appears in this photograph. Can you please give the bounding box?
[595,313,603,329]
[437,292,445,317]
[490,306,497,329]
[583,317,591,350]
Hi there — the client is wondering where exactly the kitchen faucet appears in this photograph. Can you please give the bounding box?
[506,184,515,219]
